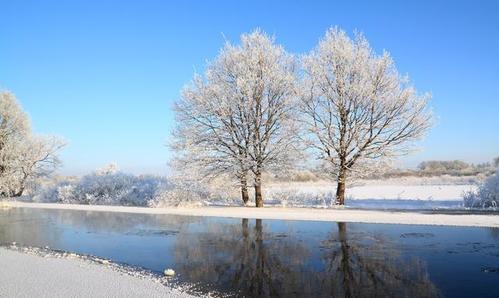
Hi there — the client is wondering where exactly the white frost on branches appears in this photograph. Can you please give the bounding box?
[172,29,301,206]
[33,164,238,207]
[34,166,172,206]
[300,27,432,204]
[96,163,120,176]
[0,91,65,197]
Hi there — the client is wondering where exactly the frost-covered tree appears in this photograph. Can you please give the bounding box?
[14,136,65,196]
[172,71,253,205]
[173,30,299,207]
[0,92,29,191]
[1,91,30,196]
[95,162,120,176]
[0,91,65,197]
[300,28,432,205]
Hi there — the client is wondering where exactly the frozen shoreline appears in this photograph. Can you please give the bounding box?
[0,247,196,298]
[2,201,498,228]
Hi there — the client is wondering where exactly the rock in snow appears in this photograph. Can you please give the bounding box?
[164,268,175,276]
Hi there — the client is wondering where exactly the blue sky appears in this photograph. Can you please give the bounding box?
[1,0,498,174]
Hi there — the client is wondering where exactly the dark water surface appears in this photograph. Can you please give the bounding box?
[0,207,498,297]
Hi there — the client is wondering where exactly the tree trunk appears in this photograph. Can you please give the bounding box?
[255,219,264,295]
[335,169,346,205]
[242,218,249,238]
[241,177,249,205]
[12,175,27,197]
[254,172,263,207]
[12,188,24,197]
[338,222,353,298]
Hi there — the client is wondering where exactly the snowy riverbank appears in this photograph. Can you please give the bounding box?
[0,247,197,298]
[2,201,498,227]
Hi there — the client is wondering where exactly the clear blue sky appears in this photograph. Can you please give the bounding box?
[1,0,498,174]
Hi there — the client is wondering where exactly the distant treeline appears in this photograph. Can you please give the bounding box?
[412,159,497,177]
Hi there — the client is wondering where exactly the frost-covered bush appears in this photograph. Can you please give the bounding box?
[32,164,243,207]
[148,180,210,207]
[264,189,335,207]
[148,177,241,207]
[34,168,171,206]
[463,170,499,209]
[76,173,168,206]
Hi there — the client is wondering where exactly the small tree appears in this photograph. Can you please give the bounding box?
[173,30,299,207]
[0,91,65,197]
[14,135,66,196]
[300,28,432,205]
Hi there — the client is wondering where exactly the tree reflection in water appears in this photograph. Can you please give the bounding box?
[173,219,440,297]
[490,227,499,240]
[173,218,311,296]
[320,222,441,298]
[2,209,496,297]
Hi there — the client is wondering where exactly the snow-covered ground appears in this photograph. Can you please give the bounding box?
[0,247,197,298]
[259,178,478,209]
[267,181,476,200]
[3,201,498,227]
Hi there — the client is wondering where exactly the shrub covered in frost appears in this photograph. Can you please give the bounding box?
[148,176,241,207]
[33,168,171,206]
[148,180,210,207]
[463,170,499,209]
[264,189,336,207]
[32,164,242,207]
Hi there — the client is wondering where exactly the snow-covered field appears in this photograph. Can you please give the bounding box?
[0,247,197,298]
[254,177,480,209]
[3,201,498,227]
[267,180,476,201]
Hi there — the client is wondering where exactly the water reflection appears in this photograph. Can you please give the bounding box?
[0,208,63,247]
[0,207,201,244]
[173,219,440,297]
[1,208,497,298]
[319,222,440,297]
[490,227,499,240]
[173,218,312,296]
